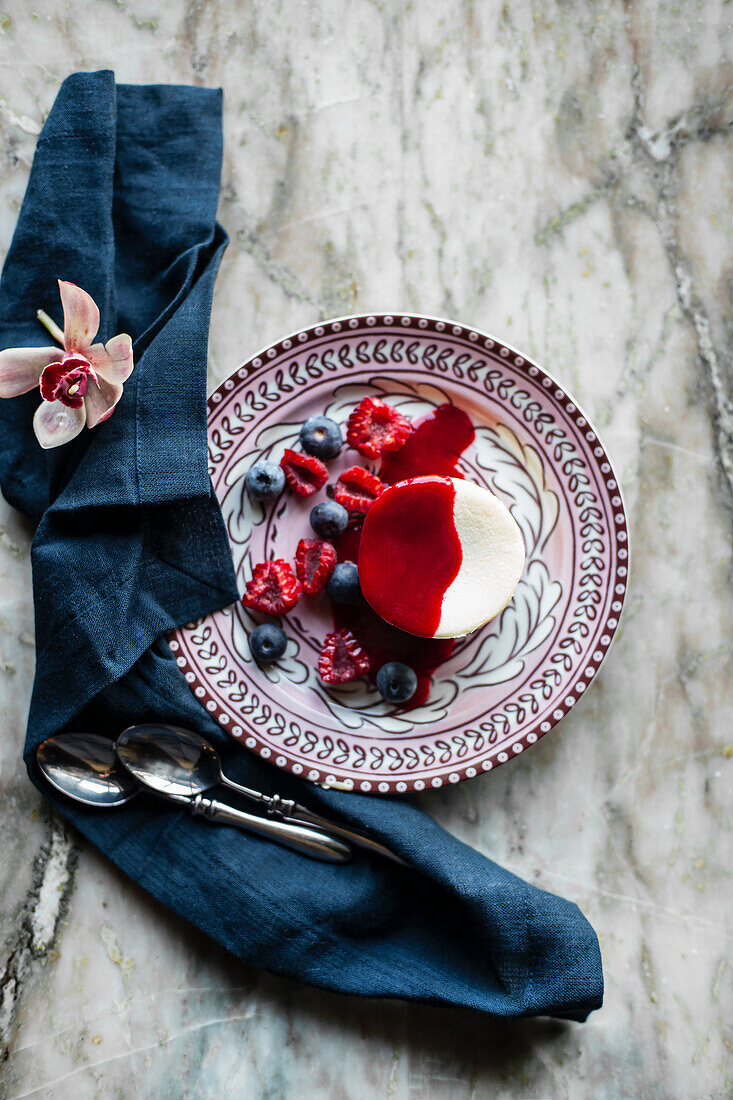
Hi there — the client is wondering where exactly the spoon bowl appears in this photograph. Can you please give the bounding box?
[115,723,222,799]
[36,732,139,807]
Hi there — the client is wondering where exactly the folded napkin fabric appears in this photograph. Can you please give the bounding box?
[0,71,603,1021]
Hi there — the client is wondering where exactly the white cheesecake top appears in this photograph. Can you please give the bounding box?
[438,478,525,637]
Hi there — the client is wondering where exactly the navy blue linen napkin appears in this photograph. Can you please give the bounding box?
[0,71,603,1020]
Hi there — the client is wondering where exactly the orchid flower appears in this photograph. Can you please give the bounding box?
[0,280,134,448]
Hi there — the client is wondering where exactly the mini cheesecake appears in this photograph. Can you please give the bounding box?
[359,475,525,639]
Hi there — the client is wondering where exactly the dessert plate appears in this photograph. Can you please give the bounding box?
[169,314,628,794]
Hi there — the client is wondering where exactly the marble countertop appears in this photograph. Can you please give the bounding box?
[1,1,731,1097]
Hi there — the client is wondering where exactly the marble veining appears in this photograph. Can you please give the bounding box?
[0,1,731,1097]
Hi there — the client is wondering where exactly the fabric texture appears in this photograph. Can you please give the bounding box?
[0,71,603,1020]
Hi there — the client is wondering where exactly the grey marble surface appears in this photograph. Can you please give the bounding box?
[0,1,732,1097]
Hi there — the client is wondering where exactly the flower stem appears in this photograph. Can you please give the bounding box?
[36,309,64,346]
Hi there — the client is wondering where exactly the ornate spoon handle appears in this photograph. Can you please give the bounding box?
[189,794,352,863]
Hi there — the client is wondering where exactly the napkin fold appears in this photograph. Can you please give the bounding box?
[0,71,603,1021]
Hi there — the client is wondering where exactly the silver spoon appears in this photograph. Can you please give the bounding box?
[37,732,351,864]
[117,723,407,867]
[37,732,138,807]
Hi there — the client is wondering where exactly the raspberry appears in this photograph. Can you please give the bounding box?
[280,449,328,497]
[242,559,301,615]
[346,397,412,459]
[318,628,371,684]
[295,538,337,595]
[334,466,386,514]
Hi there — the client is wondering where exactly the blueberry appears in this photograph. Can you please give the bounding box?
[326,561,361,604]
[246,460,285,502]
[249,623,287,664]
[310,500,349,539]
[299,415,342,460]
[376,662,418,704]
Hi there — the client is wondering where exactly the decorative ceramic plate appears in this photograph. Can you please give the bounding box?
[169,314,628,794]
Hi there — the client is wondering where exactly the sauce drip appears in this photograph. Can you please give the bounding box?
[331,403,475,709]
[379,403,475,483]
[359,476,462,638]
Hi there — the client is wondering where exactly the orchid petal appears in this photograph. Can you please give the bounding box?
[87,334,134,384]
[84,374,123,428]
[33,399,86,449]
[0,346,59,397]
[58,280,100,352]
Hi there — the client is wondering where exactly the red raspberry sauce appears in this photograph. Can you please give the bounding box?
[359,476,462,637]
[380,402,475,483]
[332,403,475,707]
